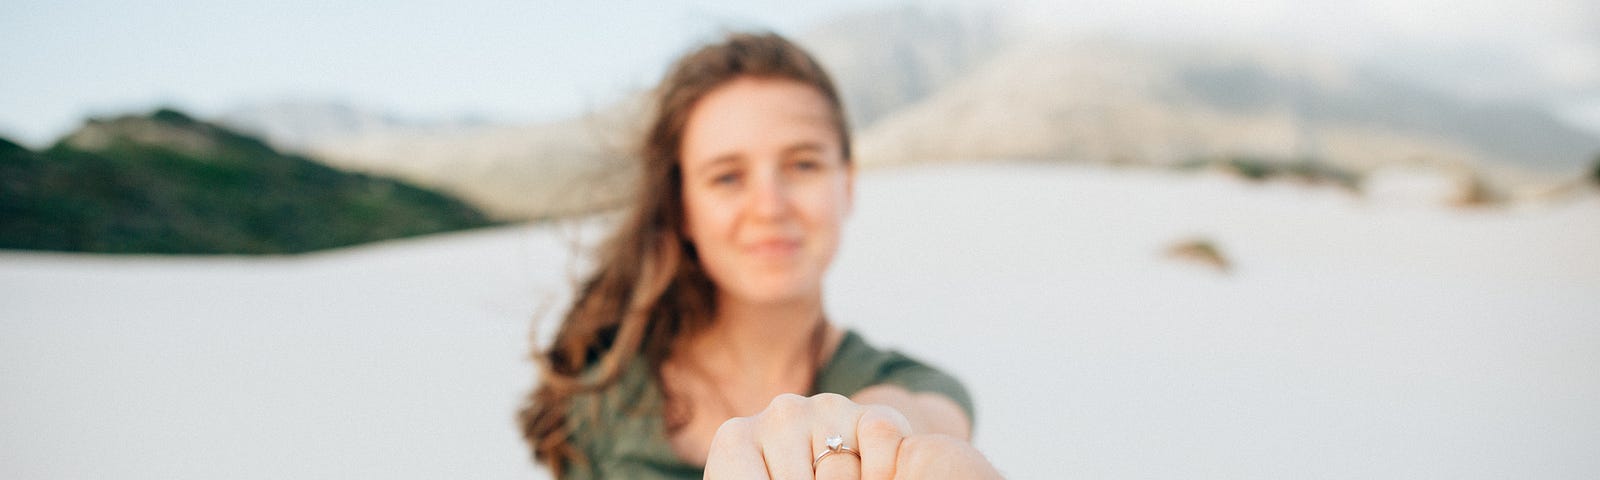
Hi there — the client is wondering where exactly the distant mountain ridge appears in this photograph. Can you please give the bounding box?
[855,38,1600,184]
[295,98,644,221]
[797,5,1004,130]
[0,109,493,254]
[216,101,494,154]
[213,7,1599,220]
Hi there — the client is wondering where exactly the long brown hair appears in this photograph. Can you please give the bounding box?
[517,31,851,476]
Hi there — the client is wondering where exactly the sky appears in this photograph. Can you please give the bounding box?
[4,0,1596,147]
[0,0,911,146]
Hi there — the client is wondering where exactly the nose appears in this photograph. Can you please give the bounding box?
[747,167,793,221]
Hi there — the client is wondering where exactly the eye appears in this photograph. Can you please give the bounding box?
[711,171,742,186]
[790,158,823,172]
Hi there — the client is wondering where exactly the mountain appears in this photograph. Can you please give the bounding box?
[0,109,494,254]
[797,5,1004,130]
[214,100,617,221]
[207,6,1000,221]
[220,6,1003,221]
[216,100,494,154]
[853,38,1600,189]
[298,97,644,221]
[233,9,1596,220]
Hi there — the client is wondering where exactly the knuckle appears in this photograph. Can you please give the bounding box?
[857,406,911,438]
[809,392,851,409]
[767,392,806,412]
[711,416,753,442]
[761,393,808,423]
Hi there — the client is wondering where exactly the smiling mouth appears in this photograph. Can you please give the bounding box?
[745,239,800,257]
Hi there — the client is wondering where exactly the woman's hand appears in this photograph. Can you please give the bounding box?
[704,393,1001,479]
[704,392,909,480]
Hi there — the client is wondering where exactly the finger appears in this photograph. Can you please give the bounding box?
[812,439,862,480]
[758,394,816,480]
[894,434,1003,479]
[855,405,912,480]
[810,393,864,480]
[705,417,771,480]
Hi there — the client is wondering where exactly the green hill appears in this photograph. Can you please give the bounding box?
[0,108,495,254]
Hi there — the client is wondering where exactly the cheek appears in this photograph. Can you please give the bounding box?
[683,190,734,245]
[800,179,851,236]
[825,174,855,217]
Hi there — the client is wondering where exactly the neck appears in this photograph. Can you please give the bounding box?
[688,291,827,387]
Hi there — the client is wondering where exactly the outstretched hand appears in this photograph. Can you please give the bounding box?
[703,393,1002,480]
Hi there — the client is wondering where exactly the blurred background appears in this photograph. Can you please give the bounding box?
[3,1,1598,479]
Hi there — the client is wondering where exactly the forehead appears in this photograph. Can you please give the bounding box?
[680,77,840,165]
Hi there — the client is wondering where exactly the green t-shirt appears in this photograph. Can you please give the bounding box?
[558,330,974,479]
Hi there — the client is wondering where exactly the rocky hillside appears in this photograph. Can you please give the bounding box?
[299,98,644,221]
[218,8,1599,219]
[0,109,493,254]
[797,4,1004,130]
[219,6,1003,221]
[216,101,495,155]
[854,39,1599,188]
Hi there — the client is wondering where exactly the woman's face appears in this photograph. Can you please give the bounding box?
[679,76,853,306]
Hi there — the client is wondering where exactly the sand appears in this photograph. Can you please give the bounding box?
[4,163,1598,478]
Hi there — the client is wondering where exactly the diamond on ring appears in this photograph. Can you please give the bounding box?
[813,434,861,470]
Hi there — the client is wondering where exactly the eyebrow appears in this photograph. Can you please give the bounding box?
[694,155,742,176]
[691,142,829,174]
[780,142,826,156]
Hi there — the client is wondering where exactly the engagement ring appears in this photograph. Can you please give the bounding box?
[812,435,861,470]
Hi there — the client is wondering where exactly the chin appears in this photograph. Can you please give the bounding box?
[726,275,820,305]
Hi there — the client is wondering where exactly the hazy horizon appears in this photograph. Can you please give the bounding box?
[4,0,1597,147]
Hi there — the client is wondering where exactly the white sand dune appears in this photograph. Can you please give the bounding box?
[3,164,1598,479]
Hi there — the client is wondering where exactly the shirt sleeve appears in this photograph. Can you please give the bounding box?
[816,331,977,430]
[871,349,977,428]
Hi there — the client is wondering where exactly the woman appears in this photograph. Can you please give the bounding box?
[518,32,1001,479]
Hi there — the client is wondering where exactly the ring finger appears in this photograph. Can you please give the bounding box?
[810,394,864,480]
